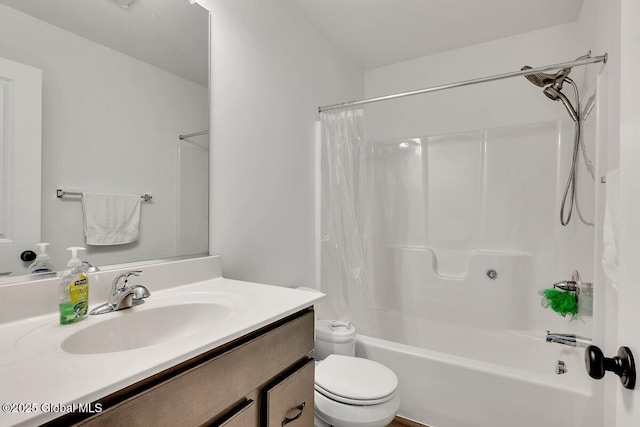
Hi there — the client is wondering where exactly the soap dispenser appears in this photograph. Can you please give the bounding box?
[26,243,56,276]
[59,247,89,324]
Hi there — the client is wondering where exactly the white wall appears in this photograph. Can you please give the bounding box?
[0,3,208,271]
[364,22,588,138]
[201,0,364,287]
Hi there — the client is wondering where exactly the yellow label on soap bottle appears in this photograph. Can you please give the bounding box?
[69,274,89,317]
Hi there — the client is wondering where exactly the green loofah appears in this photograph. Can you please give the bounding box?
[540,289,578,319]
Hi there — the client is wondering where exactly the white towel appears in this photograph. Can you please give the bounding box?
[602,169,620,290]
[82,192,141,245]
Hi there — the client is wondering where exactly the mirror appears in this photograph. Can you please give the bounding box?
[0,0,209,282]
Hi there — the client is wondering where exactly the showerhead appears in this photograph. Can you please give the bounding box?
[520,66,557,87]
[543,86,579,122]
[522,62,578,122]
[521,66,572,90]
[522,53,591,92]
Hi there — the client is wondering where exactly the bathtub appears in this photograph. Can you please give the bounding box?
[354,312,598,427]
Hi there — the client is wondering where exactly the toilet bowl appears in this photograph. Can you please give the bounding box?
[312,319,399,427]
[314,354,400,427]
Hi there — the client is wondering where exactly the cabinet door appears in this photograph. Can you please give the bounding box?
[265,359,314,427]
[213,399,257,427]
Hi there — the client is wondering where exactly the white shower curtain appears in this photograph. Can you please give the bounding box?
[320,108,379,337]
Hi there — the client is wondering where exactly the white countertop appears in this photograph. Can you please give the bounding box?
[0,275,323,427]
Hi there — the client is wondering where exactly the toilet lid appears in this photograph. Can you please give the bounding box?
[315,355,398,405]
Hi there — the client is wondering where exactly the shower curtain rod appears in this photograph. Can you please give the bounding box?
[318,53,607,113]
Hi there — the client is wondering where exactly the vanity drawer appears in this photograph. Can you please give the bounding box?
[264,359,315,427]
[75,310,314,427]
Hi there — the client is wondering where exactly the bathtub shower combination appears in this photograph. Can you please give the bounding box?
[319,54,607,427]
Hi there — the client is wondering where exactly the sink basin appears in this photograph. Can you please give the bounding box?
[61,303,233,354]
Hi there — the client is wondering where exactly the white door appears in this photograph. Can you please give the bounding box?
[0,57,42,277]
[611,0,640,425]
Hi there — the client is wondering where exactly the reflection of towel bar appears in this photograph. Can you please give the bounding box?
[178,130,208,140]
[56,189,152,202]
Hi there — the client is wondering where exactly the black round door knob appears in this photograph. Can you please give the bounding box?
[20,250,37,262]
[585,345,636,390]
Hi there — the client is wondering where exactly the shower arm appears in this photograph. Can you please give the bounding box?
[318,53,607,113]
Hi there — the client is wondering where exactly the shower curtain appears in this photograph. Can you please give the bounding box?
[320,108,379,337]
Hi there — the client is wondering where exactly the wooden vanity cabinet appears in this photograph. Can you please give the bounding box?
[45,308,315,427]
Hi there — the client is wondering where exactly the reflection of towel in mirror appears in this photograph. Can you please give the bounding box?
[602,169,620,290]
[82,193,141,245]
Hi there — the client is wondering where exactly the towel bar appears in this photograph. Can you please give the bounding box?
[56,189,152,202]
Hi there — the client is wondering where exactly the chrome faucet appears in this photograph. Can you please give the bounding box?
[89,270,150,315]
[546,331,592,348]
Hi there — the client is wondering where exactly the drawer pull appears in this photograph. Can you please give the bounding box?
[281,402,305,426]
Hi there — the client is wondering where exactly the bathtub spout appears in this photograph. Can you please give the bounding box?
[546,331,592,348]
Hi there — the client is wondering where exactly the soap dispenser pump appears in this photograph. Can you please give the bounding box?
[59,247,89,324]
[26,243,56,276]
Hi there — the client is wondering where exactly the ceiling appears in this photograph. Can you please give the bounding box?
[287,0,585,70]
[0,0,585,81]
[0,0,208,86]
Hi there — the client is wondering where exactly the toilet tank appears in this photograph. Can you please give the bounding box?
[315,320,356,360]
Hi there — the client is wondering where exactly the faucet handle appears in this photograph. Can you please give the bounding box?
[125,270,143,277]
[113,270,143,292]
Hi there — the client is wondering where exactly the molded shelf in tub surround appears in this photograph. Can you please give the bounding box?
[0,256,324,427]
[387,247,533,329]
[387,246,533,281]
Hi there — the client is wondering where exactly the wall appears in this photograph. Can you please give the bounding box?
[198,0,364,287]
[0,3,208,271]
[364,23,584,139]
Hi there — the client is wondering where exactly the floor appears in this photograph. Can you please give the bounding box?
[388,416,429,427]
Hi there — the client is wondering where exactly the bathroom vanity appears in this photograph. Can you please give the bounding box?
[46,309,315,427]
[0,256,322,427]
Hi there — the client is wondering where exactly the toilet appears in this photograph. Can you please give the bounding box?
[313,320,400,427]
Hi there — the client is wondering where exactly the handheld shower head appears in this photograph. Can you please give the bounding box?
[543,86,579,122]
[522,52,591,227]
[521,62,578,122]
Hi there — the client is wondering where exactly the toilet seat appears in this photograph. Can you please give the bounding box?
[315,355,398,406]
[315,384,394,406]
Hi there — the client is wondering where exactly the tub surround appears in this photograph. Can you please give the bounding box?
[0,256,323,427]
